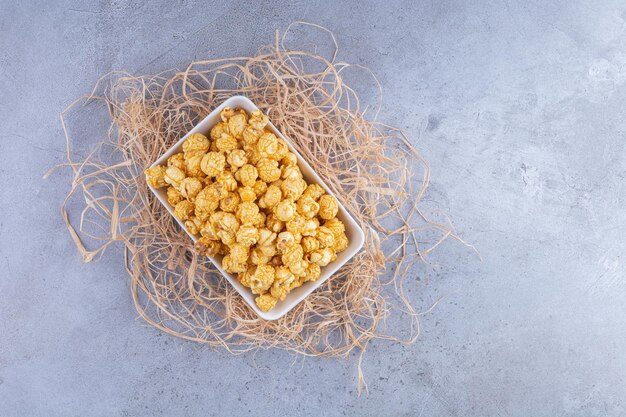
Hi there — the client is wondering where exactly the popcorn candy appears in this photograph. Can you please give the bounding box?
[146,107,350,312]
[164,166,186,188]
[196,237,222,257]
[281,152,298,167]
[219,191,240,212]
[315,226,335,248]
[250,264,275,294]
[301,236,319,253]
[167,153,186,171]
[236,202,260,225]
[303,183,325,201]
[227,149,247,168]
[236,224,259,246]
[308,247,336,267]
[216,171,238,192]
[185,151,206,178]
[274,200,296,222]
[215,133,239,152]
[179,177,203,202]
[235,164,258,187]
[200,152,226,177]
[167,186,184,206]
[296,195,320,219]
[255,293,277,312]
[173,200,194,221]
[145,165,168,188]
[318,194,339,220]
[258,184,282,209]
[281,177,307,201]
[238,186,256,203]
[270,266,295,300]
[323,217,345,239]
[257,132,279,158]
[256,158,281,182]
[182,133,210,154]
[184,216,203,235]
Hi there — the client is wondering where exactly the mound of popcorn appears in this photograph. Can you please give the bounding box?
[146,107,349,312]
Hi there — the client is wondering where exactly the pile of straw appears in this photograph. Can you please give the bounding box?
[54,23,463,391]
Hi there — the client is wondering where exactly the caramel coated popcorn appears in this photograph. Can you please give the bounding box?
[145,107,349,312]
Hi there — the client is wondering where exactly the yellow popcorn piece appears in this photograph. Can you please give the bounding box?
[318,194,339,220]
[219,191,240,212]
[210,121,227,141]
[236,202,260,225]
[216,171,238,192]
[228,113,248,139]
[196,236,221,257]
[184,150,206,178]
[296,195,320,219]
[265,213,284,234]
[289,258,308,277]
[253,180,267,197]
[281,177,307,201]
[220,107,237,121]
[145,165,168,188]
[304,263,321,282]
[250,247,271,265]
[282,164,302,180]
[167,153,186,171]
[255,293,277,312]
[238,266,255,288]
[242,126,262,145]
[281,152,298,167]
[164,166,186,188]
[274,200,296,222]
[215,133,239,152]
[173,200,194,221]
[270,266,295,301]
[256,158,281,183]
[166,186,184,206]
[316,226,335,248]
[301,236,319,253]
[236,224,259,246]
[276,231,296,253]
[333,232,349,253]
[258,184,282,209]
[303,183,325,201]
[229,243,249,264]
[183,133,210,154]
[273,139,290,161]
[301,218,319,237]
[238,186,256,203]
[248,110,269,130]
[250,264,275,294]
[200,152,226,177]
[184,216,203,235]
[227,149,247,168]
[256,132,279,158]
[235,164,258,187]
[281,243,303,269]
[323,217,345,239]
[222,254,246,274]
[308,247,336,267]
[179,177,203,202]
[194,185,221,221]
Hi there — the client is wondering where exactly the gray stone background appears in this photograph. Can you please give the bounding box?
[1,0,625,416]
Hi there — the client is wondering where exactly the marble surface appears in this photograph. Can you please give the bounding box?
[1,0,625,415]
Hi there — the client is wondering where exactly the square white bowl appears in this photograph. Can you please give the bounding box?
[147,95,365,320]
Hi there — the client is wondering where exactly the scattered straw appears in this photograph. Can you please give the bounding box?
[50,23,466,391]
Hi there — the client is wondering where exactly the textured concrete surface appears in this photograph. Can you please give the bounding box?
[1,0,626,416]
